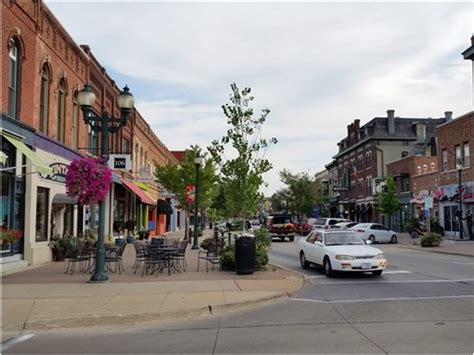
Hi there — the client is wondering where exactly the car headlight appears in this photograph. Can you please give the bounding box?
[374,254,385,259]
[335,255,355,260]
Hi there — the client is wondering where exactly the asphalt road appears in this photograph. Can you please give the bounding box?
[3,236,474,354]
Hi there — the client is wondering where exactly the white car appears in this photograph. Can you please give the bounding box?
[298,230,387,277]
[312,218,351,230]
[334,221,358,229]
[351,223,398,244]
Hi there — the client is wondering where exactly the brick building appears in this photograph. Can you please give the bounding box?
[1,1,181,269]
[330,109,449,224]
[387,156,438,231]
[435,111,473,239]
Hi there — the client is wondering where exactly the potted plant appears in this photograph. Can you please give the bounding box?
[49,235,66,261]
[421,232,442,247]
[124,220,136,243]
[0,227,23,253]
[137,229,150,240]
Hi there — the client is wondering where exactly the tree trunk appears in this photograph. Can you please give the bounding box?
[184,208,190,243]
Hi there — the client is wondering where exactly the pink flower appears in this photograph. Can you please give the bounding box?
[66,157,113,205]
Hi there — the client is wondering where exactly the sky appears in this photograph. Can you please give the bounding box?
[46,1,473,196]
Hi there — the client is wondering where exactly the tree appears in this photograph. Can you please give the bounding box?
[154,145,218,240]
[377,176,401,228]
[208,83,277,232]
[272,169,329,219]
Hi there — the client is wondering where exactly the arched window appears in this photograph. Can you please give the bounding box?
[39,63,50,133]
[72,90,79,149]
[8,38,20,119]
[57,78,66,143]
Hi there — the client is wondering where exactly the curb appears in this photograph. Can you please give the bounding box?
[394,243,474,258]
[8,292,288,332]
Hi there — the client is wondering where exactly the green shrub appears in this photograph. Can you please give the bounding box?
[405,217,420,233]
[421,233,442,247]
[254,228,272,249]
[220,244,235,271]
[255,247,269,270]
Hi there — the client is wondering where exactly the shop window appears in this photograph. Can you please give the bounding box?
[57,78,66,143]
[36,187,49,242]
[8,38,20,119]
[1,172,11,228]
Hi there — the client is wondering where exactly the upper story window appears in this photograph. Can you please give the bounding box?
[455,145,462,167]
[8,38,20,119]
[442,149,448,172]
[464,143,470,167]
[72,91,79,149]
[39,63,50,134]
[57,78,66,143]
[123,138,130,154]
[88,122,98,155]
[401,176,410,192]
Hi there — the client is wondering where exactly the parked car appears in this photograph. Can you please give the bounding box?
[294,218,312,235]
[266,214,295,241]
[334,221,359,229]
[350,223,398,244]
[312,218,351,230]
[298,230,387,277]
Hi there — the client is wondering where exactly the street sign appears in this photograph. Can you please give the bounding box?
[109,154,132,170]
[424,196,433,209]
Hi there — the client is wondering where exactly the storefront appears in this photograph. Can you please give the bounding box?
[438,182,473,239]
[121,179,156,236]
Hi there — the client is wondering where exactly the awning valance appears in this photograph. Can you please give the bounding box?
[52,193,78,205]
[1,131,52,175]
[157,199,173,215]
[121,179,156,205]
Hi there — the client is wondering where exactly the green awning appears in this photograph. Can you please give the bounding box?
[1,131,52,175]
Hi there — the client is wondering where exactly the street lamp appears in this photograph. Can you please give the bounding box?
[77,84,134,282]
[456,158,464,240]
[192,155,203,250]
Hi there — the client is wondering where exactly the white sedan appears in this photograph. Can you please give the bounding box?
[298,230,387,277]
[351,223,398,244]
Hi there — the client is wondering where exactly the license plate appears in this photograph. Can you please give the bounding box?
[361,263,371,269]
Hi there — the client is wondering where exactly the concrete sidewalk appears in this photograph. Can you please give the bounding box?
[1,229,303,340]
[395,233,474,257]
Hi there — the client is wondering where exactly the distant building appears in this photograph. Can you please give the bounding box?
[331,109,450,224]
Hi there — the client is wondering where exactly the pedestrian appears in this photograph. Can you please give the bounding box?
[466,209,473,240]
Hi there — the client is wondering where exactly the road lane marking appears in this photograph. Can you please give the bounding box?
[315,279,474,286]
[291,294,474,304]
[381,270,412,274]
[1,334,35,352]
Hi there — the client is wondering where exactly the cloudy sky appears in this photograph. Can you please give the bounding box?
[46,1,473,196]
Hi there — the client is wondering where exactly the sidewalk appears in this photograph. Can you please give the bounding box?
[1,229,303,340]
[395,232,474,257]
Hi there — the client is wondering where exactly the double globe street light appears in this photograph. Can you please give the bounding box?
[77,84,134,282]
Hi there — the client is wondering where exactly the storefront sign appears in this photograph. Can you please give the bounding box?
[424,196,433,208]
[136,166,155,183]
[39,162,68,183]
[109,154,132,170]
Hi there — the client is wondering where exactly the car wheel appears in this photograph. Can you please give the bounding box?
[300,252,310,269]
[289,236,295,242]
[369,235,375,244]
[323,257,334,277]
[390,235,398,244]
[372,270,383,276]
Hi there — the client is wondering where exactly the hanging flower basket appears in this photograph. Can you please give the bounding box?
[66,157,112,205]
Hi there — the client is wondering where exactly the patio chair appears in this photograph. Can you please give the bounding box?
[64,245,93,275]
[171,240,189,272]
[132,241,148,274]
[105,242,127,274]
[197,238,224,272]
[141,246,168,277]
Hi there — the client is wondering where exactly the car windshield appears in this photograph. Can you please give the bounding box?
[272,216,292,224]
[324,233,365,246]
[354,223,370,228]
[315,218,327,225]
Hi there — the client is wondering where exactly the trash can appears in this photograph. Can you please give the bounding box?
[235,235,256,275]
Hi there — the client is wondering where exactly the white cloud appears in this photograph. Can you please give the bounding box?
[46,1,473,195]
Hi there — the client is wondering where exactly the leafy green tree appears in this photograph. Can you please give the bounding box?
[208,83,277,232]
[377,176,401,228]
[154,145,218,239]
[272,170,329,219]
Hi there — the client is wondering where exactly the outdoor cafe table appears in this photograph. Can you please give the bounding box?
[145,245,180,276]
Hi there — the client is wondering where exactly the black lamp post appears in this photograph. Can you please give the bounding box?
[456,159,464,240]
[192,156,203,250]
[77,84,134,282]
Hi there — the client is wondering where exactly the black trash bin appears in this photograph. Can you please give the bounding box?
[235,235,256,275]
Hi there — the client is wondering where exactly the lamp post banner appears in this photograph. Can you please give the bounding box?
[186,184,196,204]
